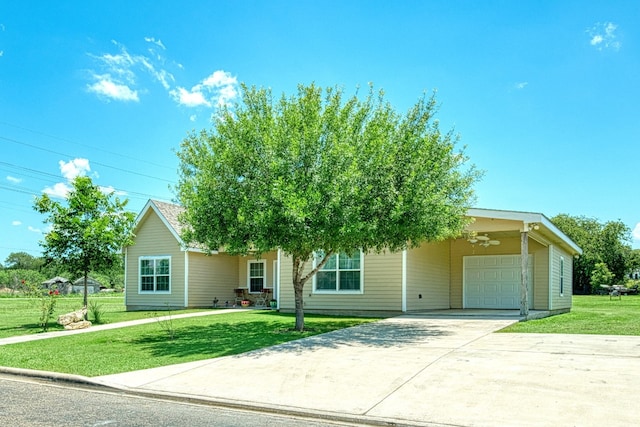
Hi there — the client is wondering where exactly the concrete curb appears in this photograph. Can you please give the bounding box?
[0,366,448,427]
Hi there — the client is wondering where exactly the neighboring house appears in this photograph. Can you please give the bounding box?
[124,199,582,315]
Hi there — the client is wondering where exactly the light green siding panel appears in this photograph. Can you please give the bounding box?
[532,247,549,310]
[549,246,572,310]
[406,241,450,310]
[125,210,185,309]
[187,252,239,307]
[279,252,402,312]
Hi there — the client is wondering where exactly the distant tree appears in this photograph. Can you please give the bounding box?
[34,176,136,309]
[628,249,640,280]
[552,214,632,293]
[177,83,480,331]
[4,252,44,270]
[590,262,614,293]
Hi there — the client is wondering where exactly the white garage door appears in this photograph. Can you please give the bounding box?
[464,255,533,309]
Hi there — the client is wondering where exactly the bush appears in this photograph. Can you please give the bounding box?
[0,270,47,293]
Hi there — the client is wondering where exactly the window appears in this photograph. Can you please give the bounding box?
[559,256,564,295]
[248,260,266,293]
[139,256,171,293]
[315,252,362,292]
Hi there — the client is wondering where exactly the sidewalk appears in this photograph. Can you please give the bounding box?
[0,309,245,346]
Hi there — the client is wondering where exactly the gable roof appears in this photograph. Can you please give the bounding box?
[134,199,185,247]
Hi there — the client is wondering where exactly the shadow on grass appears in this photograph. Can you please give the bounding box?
[130,311,450,360]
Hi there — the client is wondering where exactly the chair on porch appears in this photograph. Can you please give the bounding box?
[233,288,246,306]
[254,288,269,308]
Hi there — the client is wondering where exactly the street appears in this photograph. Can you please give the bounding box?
[0,375,361,427]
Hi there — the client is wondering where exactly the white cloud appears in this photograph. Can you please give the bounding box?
[144,36,166,50]
[170,86,211,107]
[588,22,621,51]
[189,114,197,122]
[28,226,42,233]
[87,74,139,102]
[171,70,238,108]
[59,158,91,180]
[6,175,22,184]
[43,158,92,199]
[86,40,237,112]
[11,220,21,226]
[515,82,528,90]
[633,222,640,242]
[99,185,127,196]
[43,182,71,199]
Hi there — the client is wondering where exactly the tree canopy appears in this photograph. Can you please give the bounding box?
[177,83,481,330]
[34,176,136,308]
[551,214,633,293]
[3,252,44,270]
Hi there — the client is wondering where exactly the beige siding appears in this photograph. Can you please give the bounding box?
[238,252,278,290]
[279,251,403,313]
[532,246,549,309]
[406,241,450,310]
[549,245,573,310]
[125,210,185,310]
[187,252,239,308]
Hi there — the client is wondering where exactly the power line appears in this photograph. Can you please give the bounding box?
[1,135,176,184]
[0,120,175,170]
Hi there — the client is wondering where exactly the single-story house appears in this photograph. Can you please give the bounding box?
[123,199,582,315]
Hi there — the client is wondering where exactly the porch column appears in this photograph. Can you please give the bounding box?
[520,227,529,318]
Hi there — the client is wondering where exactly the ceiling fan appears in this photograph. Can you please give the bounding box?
[467,232,500,247]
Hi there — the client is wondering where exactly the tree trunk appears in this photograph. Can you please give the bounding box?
[83,271,89,315]
[292,257,305,331]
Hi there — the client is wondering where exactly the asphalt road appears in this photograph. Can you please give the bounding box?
[0,375,362,427]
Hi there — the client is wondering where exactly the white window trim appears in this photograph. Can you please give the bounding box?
[312,251,364,294]
[247,259,267,293]
[138,255,172,294]
[559,256,565,296]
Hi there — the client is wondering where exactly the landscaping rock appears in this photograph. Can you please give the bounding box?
[64,320,92,330]
[57,308,87,326]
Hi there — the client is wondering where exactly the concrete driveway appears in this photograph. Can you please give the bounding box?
[94,315,640,426]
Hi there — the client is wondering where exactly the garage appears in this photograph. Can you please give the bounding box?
[463,255,533,309]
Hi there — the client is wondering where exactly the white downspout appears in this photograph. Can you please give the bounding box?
[402,250,407,312]
[276,249,281,309]
[184,251,189,308]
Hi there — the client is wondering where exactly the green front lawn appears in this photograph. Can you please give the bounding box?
[501,295,640,335]
[0,295,206,338]
[0,310,377,377]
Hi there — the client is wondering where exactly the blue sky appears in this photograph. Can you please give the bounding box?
[1,0,639,264]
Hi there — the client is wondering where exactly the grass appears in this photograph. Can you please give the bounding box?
[0,310,377,377]
[0,294,206,338]
[501,295,640,335]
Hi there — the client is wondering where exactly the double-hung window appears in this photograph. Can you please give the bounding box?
[315,252,362,293]
[139,256,171,293]
[248,260,266,293]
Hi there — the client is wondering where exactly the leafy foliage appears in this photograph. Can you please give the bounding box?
[33,176,136,307]
[3,252,44,270]
[551,214,632,293]
[177,83,480,330]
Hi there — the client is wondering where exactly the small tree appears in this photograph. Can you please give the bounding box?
[591,262,614,294]
[177,83,480,331]
[34,176,136,310]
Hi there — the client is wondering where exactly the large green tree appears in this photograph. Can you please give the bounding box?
[3,252,44,270]
[34,176,136,309]
[177,83,480,331]
[551,214,632,293]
